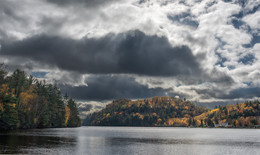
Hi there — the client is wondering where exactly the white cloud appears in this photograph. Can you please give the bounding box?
[243,10,260,35]
[0,0,259,104]
[244,0,260,13]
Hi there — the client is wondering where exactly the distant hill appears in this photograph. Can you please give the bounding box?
[195,100,260,127]
[84,97,260,128]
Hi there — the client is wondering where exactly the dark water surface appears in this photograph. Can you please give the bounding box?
[0,127,259,155]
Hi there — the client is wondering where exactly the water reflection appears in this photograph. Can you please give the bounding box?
[0,127,260,155]
[105,137,260,146]
[0,129,77,154]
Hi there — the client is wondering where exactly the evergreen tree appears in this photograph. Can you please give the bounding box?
[206,118,214,127]
[192,118,196,126]
[1,93,18,129]
[67,99,81,127]
[0,64,7,85]
[200,120,204,127]
[0,68,81,130]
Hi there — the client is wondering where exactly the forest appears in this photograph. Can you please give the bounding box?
[0,65,81,130]
[84,96,260,128]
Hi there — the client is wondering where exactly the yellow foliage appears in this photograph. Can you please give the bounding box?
[195,108,220,121]
[194,112,208,120]
[235,120,239,127]
[168,118,188,126]
[0,84,9,94]
[65,106,70,126]
[19,86,37,108]
[8,103,16,108]
[34,118,37,124]
[0,103,3,112]
[211,108,219,113]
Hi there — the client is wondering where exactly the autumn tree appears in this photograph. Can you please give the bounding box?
[67,99,81,127]
[0,68,81,130]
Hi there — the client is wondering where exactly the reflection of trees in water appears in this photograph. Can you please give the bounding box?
[106,137,260,146]
[0,134,76,154]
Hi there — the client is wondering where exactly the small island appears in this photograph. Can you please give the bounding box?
[84,97,260,128]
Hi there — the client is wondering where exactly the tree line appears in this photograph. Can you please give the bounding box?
[84,96,260,128]
[0,64,81,130]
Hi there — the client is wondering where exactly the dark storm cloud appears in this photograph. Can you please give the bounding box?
[46,0,120,8]
[0,1,27,43]
[192,86,260,100]
[226,87,260,99]
[1,30,203,77]
[59,75,173,100]
[209,68,234,86]
[0,1,23,22]
[0,1,29,29]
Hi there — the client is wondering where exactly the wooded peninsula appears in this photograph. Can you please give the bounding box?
[0,65,81,130]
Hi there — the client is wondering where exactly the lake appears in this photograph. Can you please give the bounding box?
[0,127,259,155]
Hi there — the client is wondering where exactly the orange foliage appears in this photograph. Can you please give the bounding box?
[157,118,162,123]
[167,119,174,125]
[19,86,37,112]
[184,106,189,110]
[65,106,70,126]
[184,114,190,118]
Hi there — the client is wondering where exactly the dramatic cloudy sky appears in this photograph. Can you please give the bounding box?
[0,0,260,111]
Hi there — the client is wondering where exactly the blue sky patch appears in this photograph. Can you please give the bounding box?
[238,53,255,65]
[31,71,48,78]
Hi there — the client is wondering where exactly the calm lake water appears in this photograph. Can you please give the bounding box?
[0,127,259,155]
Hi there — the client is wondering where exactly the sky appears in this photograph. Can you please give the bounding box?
[0,0,260,112]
